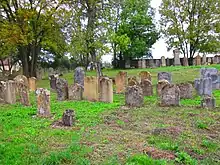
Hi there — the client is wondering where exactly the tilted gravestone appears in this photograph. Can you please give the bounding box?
[177,83,193,99]
[83,76,99,101]
[157,80,170,97]
[48,67,54,76]
[115,71,127,93]
[125,85,143,107]
[140,79,153,96]
[201,95,216,108]
[74,67,85,87]
[68,83,83,101]
[158,72,172,83]
[139,71,151,81]
[56,78,68,101]
[62,109,75,126]
[160,84,180,106]
[99,77,113,103]
[36,88,51,117]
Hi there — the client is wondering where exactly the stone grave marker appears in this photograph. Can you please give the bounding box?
[62,109,75,126]
[14,75,29,87]
[0,81,6,103]
[177,83,193,99]
[29,77,36,92]
[128,76,138,86]
[157,80,170,97]
[84,76,99,101]
[125,60,131,69]
[158,72,172,83]
[115,71,127,93]
[18,81,30,106]
[200,68,219,89]
[68,83,83,101]
[201,95,216,108]
[139,71,151,81]
[160,84,180,106]
[183,57,189,66]
[49,74,59,91]
[99,77,113,103]
[74,67,85,87]
[161,56,166,67]
[195,55,201,65]
[140,79,153,96]
[202,54,207,65]
[36,88,51,117]
[207,57,212,64]
[173,49,181,66]
[5,80,16,104]
[56,78,68,101]
[125,85,143,107]
[194,77,212,96]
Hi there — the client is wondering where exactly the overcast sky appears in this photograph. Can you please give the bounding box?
[102,0,174,63]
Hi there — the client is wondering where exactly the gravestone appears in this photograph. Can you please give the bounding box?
[158,72,172,83]
[213,56,218,64]
[36,88,51,117]
[74,67,85,87]
[84,76,99,101]
[138,60,142,68]
[18,81,30,106]
[68,83,83,101]
[49,74,59,91]
[139,71,151,81]
[62,109,75,126]
[29,77,36,92]
[157,80,170,97]
[202,54,207,65]
[125,60,131,69]
[200,68,219,89]
[99,77,113,103]
[0,81,6,103]
[128,76,138,86]
[173,49,181,66]
[155,59,161,67]
[161,56,166,67]
[160,84,180,106]
[149,59,155,68]
[140,79,153,96]
[201,95,216,108]
[56,78,68,101]
[115,71,127,93]
[166,58,170,66]
[5,80,16,104]
[195,55,201,65]
[48,67,54,76]
[194,77,212,96]
[177,83,193,99]
[207,57,212,64]
[36,67,43,80]
[142,59,146,68]
[183,57,189,66]
[125,85,143,107]
[14,75,29,87]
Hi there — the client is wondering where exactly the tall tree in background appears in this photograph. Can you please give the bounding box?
[160,0,220,65]
[0,0,68,77]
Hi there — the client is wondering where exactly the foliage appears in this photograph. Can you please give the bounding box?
[159,0,220,62]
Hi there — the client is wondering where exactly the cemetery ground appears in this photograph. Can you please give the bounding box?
[1,65,220,165]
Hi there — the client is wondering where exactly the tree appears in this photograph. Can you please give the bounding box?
[0,0,68,77]
[159,0,220,65]
[111,0,159,67]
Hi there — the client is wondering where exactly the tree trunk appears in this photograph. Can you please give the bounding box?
[96,61,103,77]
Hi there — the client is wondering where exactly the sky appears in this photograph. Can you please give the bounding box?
[102,0,173,63]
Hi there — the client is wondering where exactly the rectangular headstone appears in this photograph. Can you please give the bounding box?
[158,72,172,83]
[200,68,219,90]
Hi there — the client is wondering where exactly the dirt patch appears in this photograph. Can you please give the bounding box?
[51,120,80,130]
[152,126,182,137]
[143,147,175,160]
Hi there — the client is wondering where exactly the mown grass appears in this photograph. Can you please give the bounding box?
[1,65,220,165]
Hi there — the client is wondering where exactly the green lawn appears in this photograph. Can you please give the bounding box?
[1,65,220,165]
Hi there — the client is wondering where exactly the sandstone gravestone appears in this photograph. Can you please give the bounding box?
[160,84,180,106]
[177,83,193,99]
[158,72,172,83]
[68,83,83,100]
[173,49,181,66]
[194,77,212,96]
[195,55,201,65]
[18,81,30,106]
[84,76,99,101]
[36,88,51,117]
[56,78,68,101]
[29,77,36,92]
[5,80,16,104]
[0,81,6,103]
[201,95,216,108]
[140,79,153,96]
[62,109,75,126]
[125,85,143,107]
[115,71,127,93]
[99,77,113,103]
[200,68,219,90]
[128,76,138,86]
[183,57,189,66]
[202,54,207,65]
[157,80,170,97]
[161,56,166,67]
[139,71,151,81]
[14,75,29,87]
[74,67,85,87]
[49,74,59,91]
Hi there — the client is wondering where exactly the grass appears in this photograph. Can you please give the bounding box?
[1,65,220,165]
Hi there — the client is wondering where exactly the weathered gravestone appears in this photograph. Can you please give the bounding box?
[166,58,170,66]
[157,80,170,97]
[173,49,181,66]
[200,68,219,89]
[128,76,138,86]
[68,84,83,101]
[56,78,68,101]
[213,56,218,64]
[49,74,59,91]
[202,54,207,65]
[36,88,51,117]
[161,56,166,67]
[115,71,127,93]
[177,83,193,99]
[5,80,16,104]
[195,55,201,65]
[125,60,131,69]
[99,77,113,103]
[201,95,216,108]
[139,71,151,81]
[142,59,146,68]
[29,77,36,92]
[0,81,5,103]
[74,67,85,87]
[125,85,143,107]
[183,57,189,66]
[62,109,75,126]
[149,59,156,68]
[14,75,29,87]
[18,81,30,106]
[207,57,212,64]
[160,84,180,106]
[194,77,212,96]
[155,59,161,67]
[158,72,172,83]
[84,76,99,101]
[48,67,54,76]
[36,67,44,80]
[140,79,153,96]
